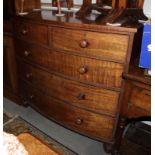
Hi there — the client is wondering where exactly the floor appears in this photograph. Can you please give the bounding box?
[3,97,109,155]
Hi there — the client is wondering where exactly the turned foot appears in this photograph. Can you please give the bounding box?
[103,142,113,153]
[112,150,121,155]
[103,143,121,155]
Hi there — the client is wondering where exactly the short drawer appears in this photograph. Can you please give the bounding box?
[17,60,120,116]
[52,28,129,63]
[15,40,124,89]
[129,85,151,113]
[20,81,116,142]
[13,21,48,45]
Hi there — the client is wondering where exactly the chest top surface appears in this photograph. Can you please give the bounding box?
[13,9,142,34]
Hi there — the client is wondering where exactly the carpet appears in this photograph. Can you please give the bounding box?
[3,112,12,123]
[3,114,77,155]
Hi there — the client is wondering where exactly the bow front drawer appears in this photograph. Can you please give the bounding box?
[13,21,48,45]
[17,60,120,116]
[52,28,129,63]
[15,40,124,89]
[20,81,116,142]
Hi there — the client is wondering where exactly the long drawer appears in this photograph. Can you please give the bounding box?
[15,40,124,89]
[13,21,48,45]
[20,81,116,142]
[17,60,120,116]
[52,28,129,63]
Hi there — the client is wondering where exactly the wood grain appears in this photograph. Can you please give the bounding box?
[20,81,116,142]
[4,34,18,94]
[121,80,151,118]
[130,86,150,112]
[13,21,48,45]
[17,60,120,116]
[52,28,129,63]
[15,40,124,89]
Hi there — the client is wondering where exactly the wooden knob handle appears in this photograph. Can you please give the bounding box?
[26,73,32,79]
[29,95,34,99]
[24,50,30,56]
[77,93,86,100]
[79,66,88,74]
[76,118,83,125]
[22,29,28,35]
[80,40,88,48]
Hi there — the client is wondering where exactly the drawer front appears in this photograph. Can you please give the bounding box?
[20,81,116,141]
[13,21,48,45]
[52,28,129,62]
[15,40,124,89]
[17,60,120,116]
[129,85,151,113]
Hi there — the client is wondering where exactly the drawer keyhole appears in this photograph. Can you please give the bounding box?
[77,93,86,100]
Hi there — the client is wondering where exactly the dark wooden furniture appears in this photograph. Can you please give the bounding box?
[76,0,145,18]
[122,67,151,119]
[3,20,20,104]
[9,9,151,154]
[112,57,151,154]
[3,0,21,104]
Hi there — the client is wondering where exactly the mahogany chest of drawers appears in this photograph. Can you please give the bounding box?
[12,10,150,154]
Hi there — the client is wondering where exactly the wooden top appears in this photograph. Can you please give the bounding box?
[13,9,142,33]
[122,62,151,85]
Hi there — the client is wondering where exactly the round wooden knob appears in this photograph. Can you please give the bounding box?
[80,40,88,48]
[24,50,30,56]
[26,73,32,79]
[77,93,86,100]
[79,66,88,74]
[76,118,83,125]
[22,29,28,35]
[29,95,34,99]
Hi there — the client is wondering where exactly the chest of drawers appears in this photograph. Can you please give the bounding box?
[12,10,148,154]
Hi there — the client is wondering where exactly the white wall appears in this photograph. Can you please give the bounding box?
[143,0,151,18]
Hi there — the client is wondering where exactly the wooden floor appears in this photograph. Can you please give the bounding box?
[120,122,151,155]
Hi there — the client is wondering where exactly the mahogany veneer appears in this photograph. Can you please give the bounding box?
[11,10,150,154]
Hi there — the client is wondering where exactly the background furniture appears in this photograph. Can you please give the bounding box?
[76,0,145,18]
[3,0,21,104]
[15,0,40,14]
[3,21,20,104]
